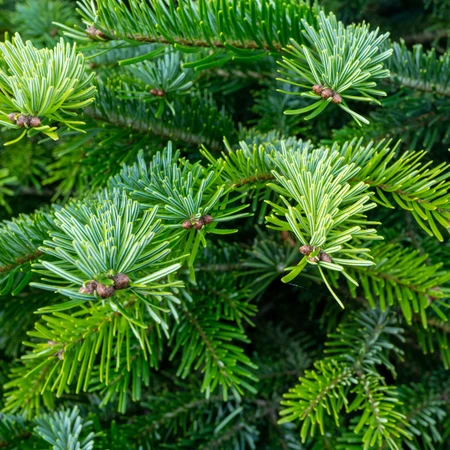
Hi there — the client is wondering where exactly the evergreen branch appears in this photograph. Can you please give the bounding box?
[121,48,197,98]
[0,250,43,274]
[3,300,165,415]
[35,406,95,450]
[396,382,448,449]
[388,42,450,98]
[325,308,404,375]
[11,0,78,47]
[77,0,318,58]
[333,45,450,150]
[170,296,258,399]
[3,359,55,417]
[0,211,56,296]
[266,143,381,304]
[279,310,409,445]
[344,243,450,325]
[31,189,184,303]
[279,12,392,124]
[352,375,410,449]
[111,144,251,282]
[341,377,450,449]
[331,94,450,152]
[315,139,450,241]
[0,211,54,273]
[279,359,354,428]
[0,414,33,449]
[207,138,450,240]
[0,34,96,143]
[84,83,234,152]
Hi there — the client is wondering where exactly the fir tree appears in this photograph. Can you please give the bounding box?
[0,0,449,449]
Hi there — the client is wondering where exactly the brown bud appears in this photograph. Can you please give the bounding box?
[321,88,333,100]
[86,25,106,39]
[7,113,16,122]
[201,215,213,225]
[182,219,192,229]
[48,340,56,346]
[29,116,41,127]
[16,114,27,127]
[79,280,98,295]
[57,349,64,360]
[96,283,115,299]
[331,93,342,104]
[312,84,323,95]
[319,251,332,263]
[193,219,204,230]
[299,245,314,255]
[150,88,165,97]
[112,273,130,290]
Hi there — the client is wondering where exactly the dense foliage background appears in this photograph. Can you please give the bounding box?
[0,0,449,448]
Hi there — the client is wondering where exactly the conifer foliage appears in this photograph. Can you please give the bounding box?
[0,0,449,448]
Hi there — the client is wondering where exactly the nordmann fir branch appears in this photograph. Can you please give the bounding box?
[0,34,96,144]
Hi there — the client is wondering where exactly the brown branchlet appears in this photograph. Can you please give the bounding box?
[183,215,213,230]
[281,231,296,248]
[96,283,116,299]
[301,246,332,263]
[201,215,213,225]
[7,113,41,127]
[16,115,28,127]
[86,25,107,39]
[112,273,130,290]
[318,251,332,263]
[150,88,166,97]
[79,280,98,294]
[320,88,334,100]
[312,84,323,95]
[29,116,42,127]
[331,93,342,104]
[299,245,314,255]
[79,274,129,298]
[194,219,205,230]
[312,85,342,104]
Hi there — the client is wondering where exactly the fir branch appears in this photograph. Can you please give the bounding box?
[0,210,56,295]
[207,138,450,240]
[170,297,258,399]
[77,0,318,57]
[279,310,409,445]
[31,190,183,303]
[0,34,96,143]
[278,12,392,124]
[84,83,234,152]
[34,406,95,450]
[11,0,78,47]
[343,243,450,325]
[387,42,450,98]
[4,300,164,415]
